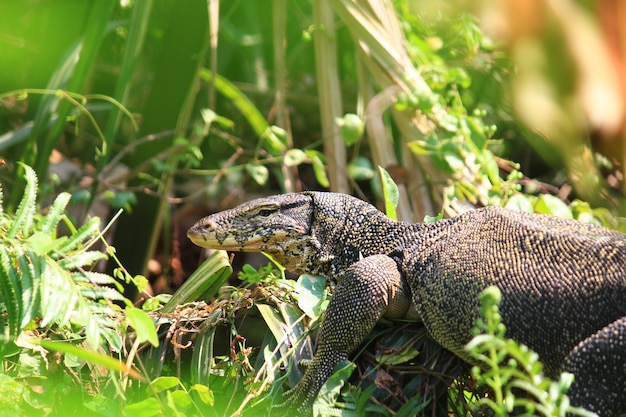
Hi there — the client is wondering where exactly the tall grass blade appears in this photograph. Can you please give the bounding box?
[199,70,270,138]
[41,340,141,379]
[190,316,217,385]
[100,0,154,170]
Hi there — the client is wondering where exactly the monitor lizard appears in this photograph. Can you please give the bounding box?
[187,191,626,416]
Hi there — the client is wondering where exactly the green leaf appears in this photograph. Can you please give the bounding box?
[132,274,149,293]
[348,156,375,181]
[126,306,159,347]
[482,153,500,190]
[313,361,356,415]
[151,376,181,393]
[63,352,84,368]
[99,0,149,167]
[395,396,430,417]
[123,398,162,417]
[534,195,573,219]
[423,209,444,223]
[190,384,214,406]
[104,190,137,211]
[414,91,439,112]
[246,163,269,185]
[261,125,288,154]
[256,304,285,347]
[379,166,399,221]
[283,148,307,167]
[308,151,329,188]
[439,114,459,132]
[78,286,128,303]
[407,140,436,155]
[505,194,534,213]
[465,116,487,149]
[83,396,118,416]
[448,67,471,88]
[377,346,420,365]
[336,113,364,146]
[295,274,327,319]
[169,389,192,409]
[443,153,464,172]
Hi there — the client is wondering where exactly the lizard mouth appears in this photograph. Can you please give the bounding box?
[187,224,289,253]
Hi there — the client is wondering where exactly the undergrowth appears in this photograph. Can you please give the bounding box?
[0,163,157,416]
[466,286,597,417]
[0,165,601,416]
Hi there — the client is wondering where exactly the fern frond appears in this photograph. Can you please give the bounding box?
[16,248,39,329]
[72,297,118,349]
[0,181,4,218]
[55,217,100,255]
[40,192,71,235]
[79,312,102,351]
[77,286,129,303]
[98,324,123,351]
[58,251,107,270]
[41,261,128,349]
[40,262,79,328]
[73,271,122,286]
[0,250,21,337]
[0,164,136,354]
[7,163,38,239]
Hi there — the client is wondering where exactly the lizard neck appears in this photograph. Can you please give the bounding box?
[304,192,410,277]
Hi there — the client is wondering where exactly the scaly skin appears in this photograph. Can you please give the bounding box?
[187,192,626,416]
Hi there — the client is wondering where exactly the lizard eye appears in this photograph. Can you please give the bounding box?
[258,208,274,217]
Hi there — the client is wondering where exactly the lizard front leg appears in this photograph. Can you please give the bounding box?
[273,254,408,415]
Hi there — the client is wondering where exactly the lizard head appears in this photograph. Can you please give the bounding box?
[187,193,321,273]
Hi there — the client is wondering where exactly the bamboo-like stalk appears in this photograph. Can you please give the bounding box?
[313,0,349,193]
[329,0,441,219]
[208,0,219,110]
[273,0,297,192]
